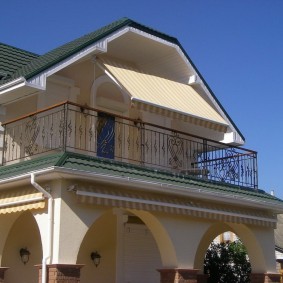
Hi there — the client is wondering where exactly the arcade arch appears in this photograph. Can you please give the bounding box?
[194,222,275,274]
[2,211,42,283]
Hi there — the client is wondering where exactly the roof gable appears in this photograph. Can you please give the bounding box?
[0,17,245,142]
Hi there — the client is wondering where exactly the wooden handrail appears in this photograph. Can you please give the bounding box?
[2,100,69,126]
[2,100,257,155]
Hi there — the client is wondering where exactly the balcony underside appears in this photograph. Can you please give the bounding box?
[1,102,258,189]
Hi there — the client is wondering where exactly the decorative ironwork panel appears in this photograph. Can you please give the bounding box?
[1,101,258,189]
[168,133,184,169]
[97,113,115,159]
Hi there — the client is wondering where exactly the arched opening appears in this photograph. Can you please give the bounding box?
[77,209,173,283]
[2,211,42,283]
[91,75,129,113]
[194,222,269,280]
[77,210,117,283]
[203,231,251,283]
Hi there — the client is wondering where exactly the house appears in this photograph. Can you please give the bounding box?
[0,18,282,283]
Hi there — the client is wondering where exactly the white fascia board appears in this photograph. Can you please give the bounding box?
[198,81,244,145]
[175,46,244,144]
[0,77,26,94]
[129,27,180,50]
[0,27,129,103]
[26,28,135,90]
[0,78,44,105]
[0,77,44,94]
[27,44,107,90]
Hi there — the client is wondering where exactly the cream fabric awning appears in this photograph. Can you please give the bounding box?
[75,187,276,228]
[99,58,229,132]
[0,188,45,214]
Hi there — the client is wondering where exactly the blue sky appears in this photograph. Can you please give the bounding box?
[1,1,283,196]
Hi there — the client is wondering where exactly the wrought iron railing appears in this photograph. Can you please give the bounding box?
[1,101,258,188]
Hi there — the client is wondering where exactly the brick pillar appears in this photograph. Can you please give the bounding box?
[37,264,84,283]
[157,269,200,283]
[0,268,9,283]
[250,273,281,283]
[277,259,283,283]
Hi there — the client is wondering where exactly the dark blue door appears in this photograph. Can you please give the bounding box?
[97,112,115,159]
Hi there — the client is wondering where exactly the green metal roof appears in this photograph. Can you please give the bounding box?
[0,151,281,206]
[0,43,39,81]
[0,152,64,179]
[0,17,244,141]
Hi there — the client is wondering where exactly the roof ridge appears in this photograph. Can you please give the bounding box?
[128,20,178,44]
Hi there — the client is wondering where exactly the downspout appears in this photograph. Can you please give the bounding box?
[31,173,53,283]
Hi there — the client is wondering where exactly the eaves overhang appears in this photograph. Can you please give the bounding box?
[0,152,282,213]
[1,164,278,228]
[55,166,283,213]
[0,77,44,104]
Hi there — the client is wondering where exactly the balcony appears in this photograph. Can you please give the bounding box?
[1,101,258,189]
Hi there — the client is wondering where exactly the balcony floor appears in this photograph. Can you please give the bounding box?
[0,150,277,206]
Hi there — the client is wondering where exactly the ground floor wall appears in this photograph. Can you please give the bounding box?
[0,179,280,283]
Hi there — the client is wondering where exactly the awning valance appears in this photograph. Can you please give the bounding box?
[99,58,229,132]
[75,187,276,228]
[0,188,45,214]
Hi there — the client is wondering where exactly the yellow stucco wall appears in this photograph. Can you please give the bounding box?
[2,211,42,283]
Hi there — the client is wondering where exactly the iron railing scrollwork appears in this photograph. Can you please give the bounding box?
[1,101,258,189]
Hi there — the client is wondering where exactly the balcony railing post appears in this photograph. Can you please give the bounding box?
[203,139,208,173]
[140,122,145,165]
[1,125,6,166]
[62,102,68,152]
[237,153,240,187]
[254,152,258,189]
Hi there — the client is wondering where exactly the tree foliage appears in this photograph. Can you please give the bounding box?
[204,240,252,283]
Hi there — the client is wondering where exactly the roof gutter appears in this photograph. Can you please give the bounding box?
[0,167,55,185]
[0,76,43,105]
[0,77,26,92]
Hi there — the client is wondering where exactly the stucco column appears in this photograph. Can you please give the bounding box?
[250,273,281,283]
[157,269,200,283]
[0,268,9,283]
[38,264,84,283]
